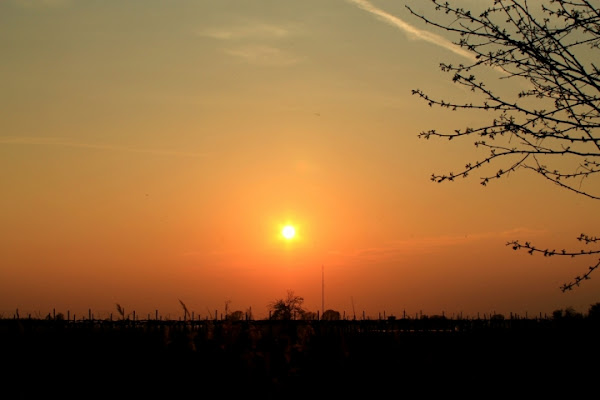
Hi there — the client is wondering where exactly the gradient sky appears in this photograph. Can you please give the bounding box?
[2,0,599,320]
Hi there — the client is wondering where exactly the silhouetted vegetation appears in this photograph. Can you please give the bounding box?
[588,302,600,320]
[322,309,341,321]
[267,290,307,320]
[3,301,600,397]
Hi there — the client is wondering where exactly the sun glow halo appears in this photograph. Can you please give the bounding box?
[282,225,296,240]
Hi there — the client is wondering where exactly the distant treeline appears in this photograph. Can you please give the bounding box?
[3,303,595,323]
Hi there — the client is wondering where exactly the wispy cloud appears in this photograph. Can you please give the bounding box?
[199,21,301,67]
[0,136,207,158]
[346,0,475,61]
[198,23,291,40]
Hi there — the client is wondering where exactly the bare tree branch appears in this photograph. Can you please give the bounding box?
[408,0,600,289]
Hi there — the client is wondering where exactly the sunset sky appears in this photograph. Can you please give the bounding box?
[2,0,599,320]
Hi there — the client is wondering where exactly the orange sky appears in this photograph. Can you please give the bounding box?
[1,0,599,320]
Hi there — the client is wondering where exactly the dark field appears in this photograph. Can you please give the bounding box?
[3,316,599,398]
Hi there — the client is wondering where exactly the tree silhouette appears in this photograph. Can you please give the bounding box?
[322,309,341,321]
[552,306,584,319]
[228,310,245,321]
[407,0,600,291]
[267,290,306,320]
[588,302,600,319]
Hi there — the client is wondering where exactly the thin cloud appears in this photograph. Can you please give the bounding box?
[198,23,291,40]
[0,136,207,158]
[198,21,301,67]
[347,0,475,61]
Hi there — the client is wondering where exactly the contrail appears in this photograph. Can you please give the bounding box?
[346,0,475,61]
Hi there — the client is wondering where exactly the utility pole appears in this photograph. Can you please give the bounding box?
[321,265,324,315]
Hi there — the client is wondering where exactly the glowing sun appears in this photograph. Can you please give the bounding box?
[282,225,296,240]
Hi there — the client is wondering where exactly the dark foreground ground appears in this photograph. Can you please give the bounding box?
[2,317,599,398]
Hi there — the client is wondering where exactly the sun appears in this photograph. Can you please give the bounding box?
[281,225,296,240]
